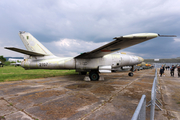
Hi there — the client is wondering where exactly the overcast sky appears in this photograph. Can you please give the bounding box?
[0,0,180,59]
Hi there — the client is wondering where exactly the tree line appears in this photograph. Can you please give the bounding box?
[0,56,6,63]
[0,56,11,66]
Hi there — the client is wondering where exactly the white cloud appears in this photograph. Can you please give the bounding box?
[173,38,180,42]
[0,0,180,58]
[43,38,143,58]
[46,38,108,57]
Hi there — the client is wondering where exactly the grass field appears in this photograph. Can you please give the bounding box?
[0,66,77,82]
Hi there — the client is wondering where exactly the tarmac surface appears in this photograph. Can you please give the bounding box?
[0,69,180,120]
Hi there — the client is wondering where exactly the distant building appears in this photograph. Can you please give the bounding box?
[144,58,180,68]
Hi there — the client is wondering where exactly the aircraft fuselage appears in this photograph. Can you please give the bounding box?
[21,54,143,72]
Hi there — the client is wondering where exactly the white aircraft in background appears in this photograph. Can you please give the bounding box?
[8,58,23,67]
[5,31,175,81]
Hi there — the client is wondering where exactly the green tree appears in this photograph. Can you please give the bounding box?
[0,56,6,63]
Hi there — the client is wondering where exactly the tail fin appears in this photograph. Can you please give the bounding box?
[18,31,53,56]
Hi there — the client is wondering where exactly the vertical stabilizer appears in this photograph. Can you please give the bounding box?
[18,31,53,56]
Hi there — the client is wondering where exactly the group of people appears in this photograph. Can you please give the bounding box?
[159,65,180,77]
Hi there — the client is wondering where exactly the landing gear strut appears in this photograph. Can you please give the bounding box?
[89,71,99,81]
[80,72,87,75]
[128,65,134,77]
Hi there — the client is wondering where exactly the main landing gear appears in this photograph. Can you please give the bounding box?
[89,71,99,81]
[128,65,134,77]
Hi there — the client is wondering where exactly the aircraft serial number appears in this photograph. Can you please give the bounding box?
[39,63,48,67]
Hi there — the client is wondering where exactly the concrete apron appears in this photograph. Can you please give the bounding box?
[0,69,177,120]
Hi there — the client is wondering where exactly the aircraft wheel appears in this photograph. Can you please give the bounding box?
[89,71,99,81]
[128,72,133,77]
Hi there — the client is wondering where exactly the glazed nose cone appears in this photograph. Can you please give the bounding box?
[138,57,144,62]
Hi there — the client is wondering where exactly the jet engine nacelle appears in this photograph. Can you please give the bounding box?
[121,66,132,70]
[98,65,112,73]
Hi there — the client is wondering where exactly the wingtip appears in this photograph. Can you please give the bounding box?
[113,36,123,39]
[4,46,14,49]
[158,34,177,37]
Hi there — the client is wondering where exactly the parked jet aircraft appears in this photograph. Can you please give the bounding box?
[8,58,23,67]
[0,61,4,67]
[5,31,175,81]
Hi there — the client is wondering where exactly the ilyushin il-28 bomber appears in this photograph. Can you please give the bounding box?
[5,31,175,81]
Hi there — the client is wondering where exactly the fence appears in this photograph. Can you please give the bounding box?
[131,95,146,120]
[148,69,162,120]
[131,69,162,120]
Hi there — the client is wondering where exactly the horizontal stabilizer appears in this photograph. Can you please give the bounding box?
[5,47,46,56]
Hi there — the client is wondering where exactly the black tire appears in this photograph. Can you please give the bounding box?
[128,72,133,77]
[89,71,99,81]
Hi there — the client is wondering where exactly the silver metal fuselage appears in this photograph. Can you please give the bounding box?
[21,54,143,72]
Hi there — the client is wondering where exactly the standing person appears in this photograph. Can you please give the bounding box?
[177,65,180,77]
[170,65,175,77]
[159,67,164,77]
[162,65,165,72]
[162,65,165,75]
[167,66,170,70]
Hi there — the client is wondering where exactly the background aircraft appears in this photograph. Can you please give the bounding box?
[5,31,174,81]
[0,61,3,67]
[8,58,23,67]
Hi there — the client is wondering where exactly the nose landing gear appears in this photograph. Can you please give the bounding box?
[128,65,134,77]
[128,72,134,77]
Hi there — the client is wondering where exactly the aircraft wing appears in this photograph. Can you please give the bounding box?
[75,33,160,59]
[4,47,45,56]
